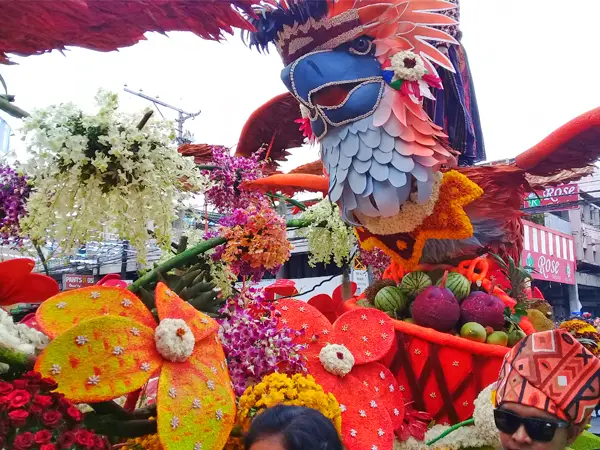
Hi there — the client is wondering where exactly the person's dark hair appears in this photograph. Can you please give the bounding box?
[245,405,343,450]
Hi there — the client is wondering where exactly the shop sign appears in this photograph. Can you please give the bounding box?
[523,183,579,211]
[63,274,96,290]
[521,220,576,285]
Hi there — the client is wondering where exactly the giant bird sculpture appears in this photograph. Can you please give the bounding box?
[243,0,600,268]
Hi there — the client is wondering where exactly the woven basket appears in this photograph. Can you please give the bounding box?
[344,297,509,426]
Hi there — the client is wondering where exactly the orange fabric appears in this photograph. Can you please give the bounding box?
[496,329,600,424]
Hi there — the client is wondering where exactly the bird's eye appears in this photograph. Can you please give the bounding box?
[349,37,373,55]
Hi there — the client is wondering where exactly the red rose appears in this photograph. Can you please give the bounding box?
[8,409,30,426]
[34,395,53,408]
[13,431,34,450]
[67,405,83,422]
[40,378,58,391]
[41,410,62,428]
[94,435,109,450]
[29,404,43,416]
[75,429,95,449]
[0,381,13,395]
[7,389,31,409]
[41,445,57,450]
[23,371,42,381]
[58,431,75,449]
[35,429,53,444]
[12,379,29,390]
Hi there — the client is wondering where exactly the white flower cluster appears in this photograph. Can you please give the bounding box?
[297,200,356,267]
[0,308,48,357]
[394,383,501,450]
[390,50,427,82]
[20,90,210,263]
[154,318,196,362]
[319,343,355,377]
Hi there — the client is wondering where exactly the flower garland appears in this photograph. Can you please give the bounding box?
[0,165,30,245]
[359,248,391,279]
[122,432,163,450]
[20,90,208,263]
[356,172,443,235]
[381,50,442,103]
[0,371,110,450]
[202,146,267,213]
[216,202,291,279]
[297,200,356,267]
[237,373,342,434]
[218,286,307,395]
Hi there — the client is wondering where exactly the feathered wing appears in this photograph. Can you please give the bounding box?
[515,106,600,177]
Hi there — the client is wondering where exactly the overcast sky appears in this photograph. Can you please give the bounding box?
[3,0,600,172]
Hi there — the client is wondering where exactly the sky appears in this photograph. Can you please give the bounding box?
[3,0,600,172]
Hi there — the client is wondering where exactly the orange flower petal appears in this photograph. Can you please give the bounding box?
[157,343,235,450]
[154,282,218,342]
[35,316,162,403]
[36,286,157,338]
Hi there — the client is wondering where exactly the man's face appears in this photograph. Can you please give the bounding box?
[497,403,583,450]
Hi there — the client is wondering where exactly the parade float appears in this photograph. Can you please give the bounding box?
[2,1,600,450]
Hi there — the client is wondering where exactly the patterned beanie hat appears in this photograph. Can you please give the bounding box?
[496,329,600,424]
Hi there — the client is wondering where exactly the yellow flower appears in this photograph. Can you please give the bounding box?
[559,320,597,334]
[237,373,343,434]
[122,433,164,450]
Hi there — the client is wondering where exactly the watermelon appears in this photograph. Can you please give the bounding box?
[374,286,409,314]
[436,272,471,302]
[400,271,432,298]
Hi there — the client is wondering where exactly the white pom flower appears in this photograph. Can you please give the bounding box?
[154,319,196,362]
[390,51,427,82]
[319,343,355,377]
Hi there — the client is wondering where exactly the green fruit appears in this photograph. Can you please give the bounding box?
[487,331,509,346]
[375,286,409,313]
[437,272,471,302]
[356,298,375,309]
[460,322,487,343]
[508,329,526,347]
[400,271,432,298]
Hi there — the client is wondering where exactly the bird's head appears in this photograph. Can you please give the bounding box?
[245,0,457,141]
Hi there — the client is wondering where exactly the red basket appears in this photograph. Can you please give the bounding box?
[345,297,509,426]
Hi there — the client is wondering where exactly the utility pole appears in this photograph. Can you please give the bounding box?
[124,86,201,145]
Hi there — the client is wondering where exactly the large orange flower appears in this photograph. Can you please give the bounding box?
[277,300,404,450]
[35,283,235,450]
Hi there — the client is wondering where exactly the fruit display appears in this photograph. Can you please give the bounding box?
[360,254,537,348]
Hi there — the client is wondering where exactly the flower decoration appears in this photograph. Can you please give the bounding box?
[201,146,267,212]
[559,319,600,356]
[381,51,442,103]
[123,433,164,450]
[20,90,207,263]
[216,202,291,279]
[0,165,30,245]
[0,371,110,450]
[396,403,432,442]
[297,200,356,268]
[263,279,298,301]
[357,170,483,270]
[35,283,236,450]
[308,282,358,324]
[359,248,391,279]
[219,285,306,395]
[276,299,404,450]
[0,259,59,306]
[238,373,342,433]
[0,308,48,359]
[295,104,316,144]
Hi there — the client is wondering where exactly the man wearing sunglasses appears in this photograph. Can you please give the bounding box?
[494,328,600,450]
